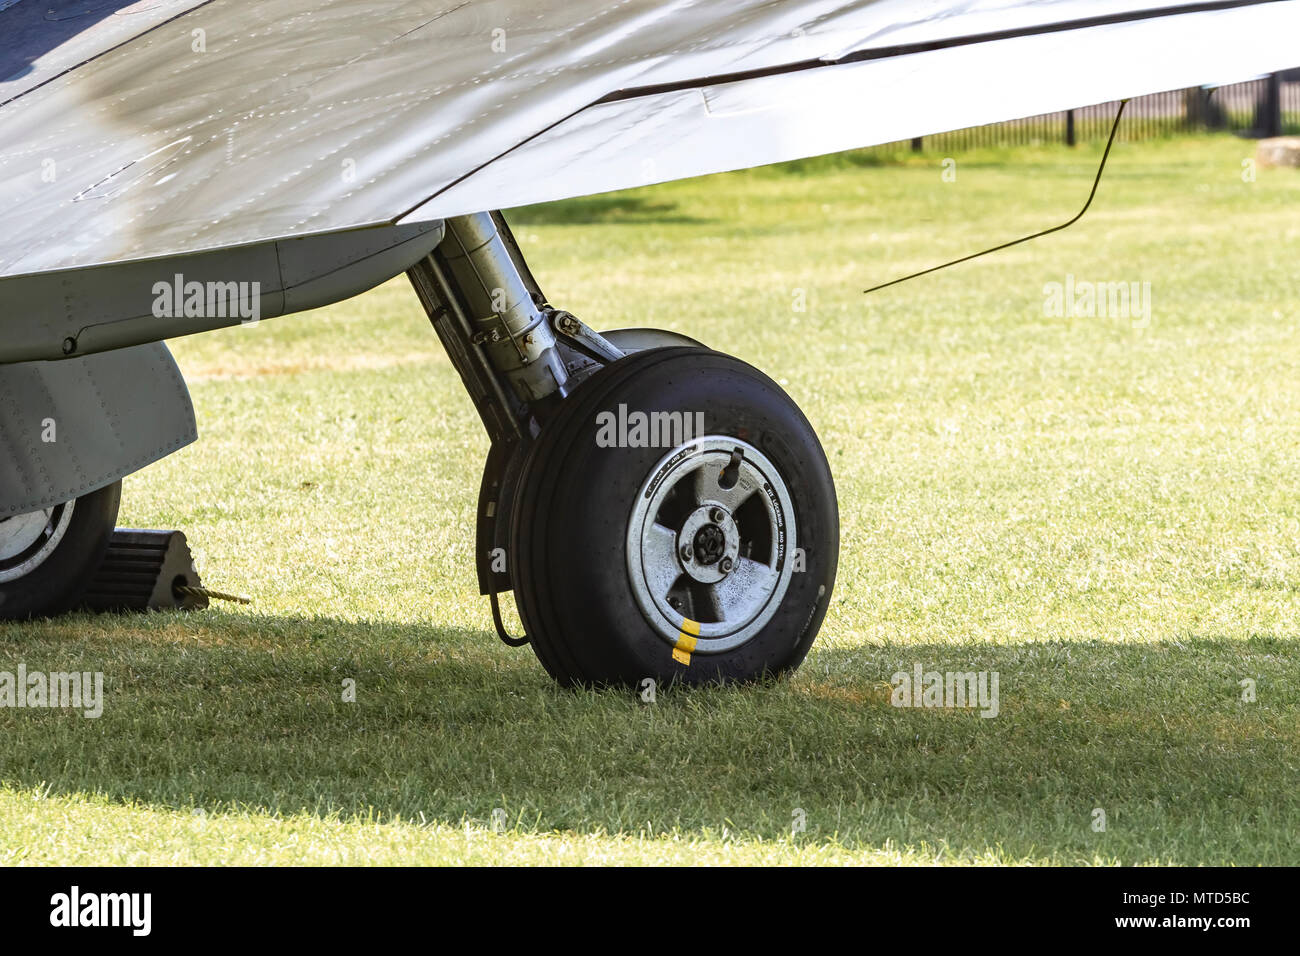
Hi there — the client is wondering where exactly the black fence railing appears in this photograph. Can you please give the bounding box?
[897,70,1300,154]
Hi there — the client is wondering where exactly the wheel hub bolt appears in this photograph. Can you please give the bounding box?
[719,557,734,573]
[710,507,726,524]
[692,524,726,565]
[680,545,692,562]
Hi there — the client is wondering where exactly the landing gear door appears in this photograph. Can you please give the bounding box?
[0,343,197,514]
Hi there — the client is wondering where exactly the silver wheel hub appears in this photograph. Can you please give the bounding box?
[0,501,76,583]
[627,436,796,654]
[678,506,740,585]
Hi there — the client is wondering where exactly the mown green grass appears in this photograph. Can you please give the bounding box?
[2,135,1298,865]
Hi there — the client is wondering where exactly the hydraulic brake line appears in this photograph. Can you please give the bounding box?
[864,99,1129,296]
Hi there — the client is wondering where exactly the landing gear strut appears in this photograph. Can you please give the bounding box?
[408,212,838,686]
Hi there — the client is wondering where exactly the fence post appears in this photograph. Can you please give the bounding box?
[910,137,923,152]
[1263,73,1282,137]
[1187,87,1226,131]
[1065,110,1076,146]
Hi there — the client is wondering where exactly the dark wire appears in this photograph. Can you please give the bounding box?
[490,590,530,647]
[864,99,1129,296]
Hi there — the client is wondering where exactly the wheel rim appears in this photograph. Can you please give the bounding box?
[0,501,76,583]
[627,436,796,654]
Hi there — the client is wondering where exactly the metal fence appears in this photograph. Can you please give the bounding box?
[898,70,1300,153]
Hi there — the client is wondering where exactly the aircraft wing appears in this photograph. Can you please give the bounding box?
[2,0,1297,283]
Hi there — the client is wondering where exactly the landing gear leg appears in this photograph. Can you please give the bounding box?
[408,212,838,686]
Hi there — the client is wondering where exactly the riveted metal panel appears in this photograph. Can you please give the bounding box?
[0,342,196,513]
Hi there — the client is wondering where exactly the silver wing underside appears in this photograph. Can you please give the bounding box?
[1,0,1297,282]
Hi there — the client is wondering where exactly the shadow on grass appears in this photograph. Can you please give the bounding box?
[507,196,709,226]
[0,612,1295,862]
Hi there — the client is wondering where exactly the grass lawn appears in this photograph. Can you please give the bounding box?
[2,134,1298,865]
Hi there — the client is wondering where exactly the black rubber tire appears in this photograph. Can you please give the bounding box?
[0,481,121,620]
[509,347,837,687]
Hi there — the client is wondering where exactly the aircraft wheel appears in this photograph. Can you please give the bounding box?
[0,481,121,619]
[509,347,837,686]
